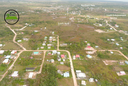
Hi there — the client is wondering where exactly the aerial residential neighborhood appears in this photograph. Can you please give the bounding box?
[0,0,128,86]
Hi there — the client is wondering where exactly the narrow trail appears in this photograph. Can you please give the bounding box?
[6,25,26,50]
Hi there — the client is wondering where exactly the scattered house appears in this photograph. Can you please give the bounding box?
[86,55,92,58]
[60,62,64,65]
[0,44,3,47]
[48,52,52,55]
[23,38,29,41]
[60,43,68,47]
[81,80,86,86]
[119,61,125,65]
[110,28,113,30]
[51,59,54,63]
[99,24,102,26]
[76,55,80,58]
[120,47,123,50]
[26,68,35,71]
[125,61,128,65]
[34,30,38,33]
[116,43,119,46]
[57,70,63,75]
[40,47,44,49]
[57,52,61,55]
[17,40,22,42]
[85,46,94,50]
[110,51,113,54]
[117,71,126,76]
[95,46,99,48]
[3,59,9,64]
[11,50,17,55]
[47,44,52,47]
[111,39,115,41]
[0,50,4,54]
[89,78,94,82]
[42,43,46,46]
[33,52,40,55]
[48,46,51,49]
[61,54,65,59]
[63,72,70,77]
[115,24,119,27]
[11,71,18,77]
[73,55,76,60]
[76,70,86,79]
[44,36,47,40]
[44,27,47,29]
[58,58,61,61]
[86,51,95,54]
[5,55,11,59]
[107,39,110,41]
[28,72,34,78]
[52,50,57,55]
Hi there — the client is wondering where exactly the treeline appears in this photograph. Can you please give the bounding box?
[28,64,62,86]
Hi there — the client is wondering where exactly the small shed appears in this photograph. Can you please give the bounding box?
[63,72,70,77]
[26,68,35,71]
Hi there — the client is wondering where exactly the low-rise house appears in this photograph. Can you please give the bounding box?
[61,54,65,59]
[85,46,94,50]
[116,43,119,46]
[11,50,17,55]
[125,61,128,65]
[81,80,86,86]
[86,55,92,58]
[73,55,76,60]
[47,44,52,47]
[86,51,95,54]
[76,70,86,79]
[76,55,80,58]
[52,50,57,55]
[3,59,9,64]
[33,52,40,55]
[34,30,38,32]
[0,50,4,54]
[58,58,61,61]
[5,55,11,59]
[23,38,29,41]
[111,39,115,41]
[17,40,22,42]
[42,43,46,46]
[60,62,64,65]
[40,47,44,49]
[117,71,126,76]
[0,44,3,47]
[57,52,61,55]
[57,70,63,75]
[29,72,34,78]
[89,78,94,82]
[63,72,70,77]
[11,71,18,77]
[26,68,35,71]
[48,47,51,49]
[51,59,54,63]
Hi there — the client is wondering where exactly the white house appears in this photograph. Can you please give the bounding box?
[81,80,86,86]
[0,44,3,47]
[17,40,22,42]
[29,72,34,78]
[3,59,9,64]
[89,78,94,82]
[11,50,17,54]
[0,50,4,54]
[11,71,18,77]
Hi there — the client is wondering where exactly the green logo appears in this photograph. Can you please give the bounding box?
[4,9,19,25]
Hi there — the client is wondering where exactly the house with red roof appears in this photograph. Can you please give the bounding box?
[76,55,80,58]
[61,54,65,58]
